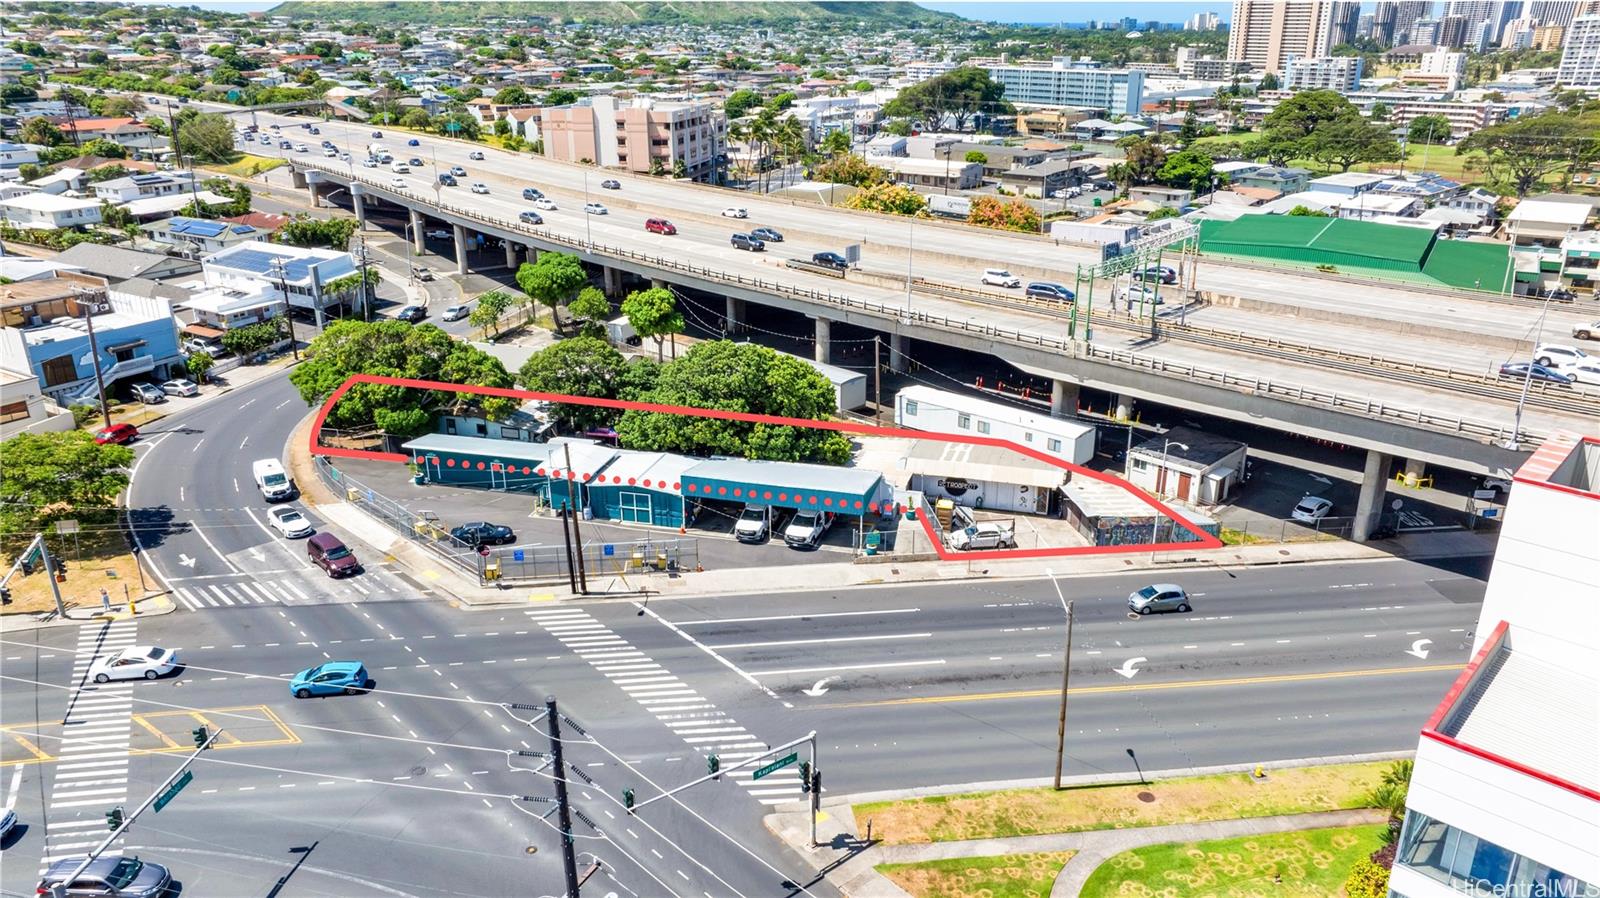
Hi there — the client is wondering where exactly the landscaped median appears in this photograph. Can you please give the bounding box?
[1078,824,1387,898]
[853,761,1386,844]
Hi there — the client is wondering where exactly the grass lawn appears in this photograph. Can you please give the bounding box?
[207,153,286,178]
[877,852,1074,898]
[0,531,152,617]
[1078,824,1387,898]
[854,763,1384,845]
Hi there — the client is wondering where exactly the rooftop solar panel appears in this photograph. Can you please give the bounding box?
[218,247,319,280]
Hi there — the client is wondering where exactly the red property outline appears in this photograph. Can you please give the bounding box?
[309,373,1224,561]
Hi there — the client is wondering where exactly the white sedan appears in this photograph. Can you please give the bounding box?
[532,197,558,210]
[470,182,490,195]
[161,379,199,397]
[268,506,315,538]
[89,646,179,683]
[721,207,749,218]
[1291,496,1334,524]
[585,202,608,215]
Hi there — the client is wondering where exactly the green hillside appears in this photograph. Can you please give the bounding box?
[268,2,957,27]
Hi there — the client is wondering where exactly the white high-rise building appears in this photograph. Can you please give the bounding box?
[1375,1,1438,45]
[1558,13,1600,85]
[1227,1,1363,74]
[1185,11,1221,31]
[1283,54,1365,90]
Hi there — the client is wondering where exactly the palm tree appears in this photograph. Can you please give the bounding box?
[775,117,806,190]
[726,118,752,185]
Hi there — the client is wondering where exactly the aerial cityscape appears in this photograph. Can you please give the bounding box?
[0,1,1595,896]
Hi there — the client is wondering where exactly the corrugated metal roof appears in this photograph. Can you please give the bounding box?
[1443,648,1599,791]
[402,433,551,465]
[903,439,1066,489]
[684,457,884,499]
[589,450,698,496]
[543,437,620,481]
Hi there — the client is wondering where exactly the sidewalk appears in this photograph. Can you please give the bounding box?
[103,352,300,432]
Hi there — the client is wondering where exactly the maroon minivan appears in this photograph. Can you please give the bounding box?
[307,532,360,577]
[644,218,677,235]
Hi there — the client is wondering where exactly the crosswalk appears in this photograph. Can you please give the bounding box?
[526,608,807,807]
[39,621,138,874]
[171,571,419,610]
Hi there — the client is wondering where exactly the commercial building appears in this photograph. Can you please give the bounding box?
[981,57,1145,115]
[901,439,1068,516]
[1506,198,1591,250]
[893,386,1097,467]
[200,243,357,322]
[874,156,983,191]
[1126,426,1248,505]
[1227,1,1361,74]
[0,275,182,404]
[904,61,958,83]
[1282,54,1364,90]
[1388,432,1599,898]
[1374,1,1439,45]
[1185,11,1221,30]
[1556,231,1600,294]
[1557,14,1600,86]
[1387,99,1507,139]
[542,96,727,183]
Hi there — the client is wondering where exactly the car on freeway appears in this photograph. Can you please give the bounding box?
[278,139,293,149]
[721,206,749,218]
[308,126,320,135]
[450,521,516,546]
[160,378,199,397]
[94,423,138,445]
[390,176,407,189]
[424,229,451,240]
[294,143,309,153]
[129,382,166,404]
[1563,359,1600,386]
[408,157,425,168]
[600,179,621,190]
[437,173,457,186]
[37,855,172,898]
[442,303,471,321]
[1291,496,1334,524]
[645,217,677,235]
[730,232,765,251]
[1120,284,1165,305]
[395,304,427,322]
[982,268,1021,288]
[449,165,467,177]
[322,147,337,157]
[268,506,315,538]
[1533,343,1588,368]
[362,157,379,168]
[0,806,14,841]
[468,150,485,160]
[1026,281,1076,303]
[1498,361,1573,386]
[470,182,490,194]
[948,521,1016,551]
[584,202,608,215]
[1134,266,1179,285]
[371,130,383,138]
[1575,321,1600,341]
[812,251,848,270]
[750,227,784,243]
[89,646,179,683]
[532,197,558,210]
[520,210,545,225]
[522,187,545,200]
[289,661,371,699]
[408,138,421,146]
[1128,584,1190,615]
[339,152,351,163]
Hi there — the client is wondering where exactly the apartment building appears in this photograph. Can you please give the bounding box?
[1388,100,1508,139]
[1558,14,1600,86]
[1387,433,1598,898]
[981,57,1144,115]
[1227,1,1362,74]
[904,60,957,83]
[543,96,727,183]
[1373,1,1438,46]
[1283,54,1364,90]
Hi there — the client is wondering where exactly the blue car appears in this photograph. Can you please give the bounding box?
[408,138,420,147]
[290,661,370,698]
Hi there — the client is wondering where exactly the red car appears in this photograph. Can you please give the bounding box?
[644,218,677,235]
[94,422,138,445]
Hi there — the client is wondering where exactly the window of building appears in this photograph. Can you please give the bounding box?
[475,422,487,436]
[977,420,990,434]
[0,399,30,424]
[39,354,77,388]
[1047,438,1061,452]
[1396,810,1593,897]
[1132,459,1148,471]
[957,414,971,429]
[904,400,918,416]
[498,426,522,441]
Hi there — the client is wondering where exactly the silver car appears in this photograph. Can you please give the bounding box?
[1128,583,1190,615]
[37,855,171,897]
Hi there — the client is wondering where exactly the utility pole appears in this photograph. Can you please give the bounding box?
[34,535,67,619]
[545,697,581,898]
[873,335,883,426]
[271,258,300,361]
[1043,569,1074,790]
[562,443,589,594]
[78,291,112,429]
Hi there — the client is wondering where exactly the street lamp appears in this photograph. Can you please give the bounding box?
[1151,439,1189,558]
[904,218,914,311]
[1043,568,1074,790]
[1508,291,1554,450]
[583,169,593,249]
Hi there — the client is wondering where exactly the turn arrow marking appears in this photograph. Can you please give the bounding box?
[1114,657,1147,679]
[178,554,197,568]
[1405,638,1432,660]
[802,676,839,697]
[1308,473,1333,485]
[249,547,266,561]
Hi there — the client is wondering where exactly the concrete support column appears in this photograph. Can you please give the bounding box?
[409,208,425,255]
[1353,449,1394,543]
[651,278,666,291]
[452,223,469,276]
[724,296,744,334]
[602,265,620,297]
[503,241,517,270]
[351,186,367,231]
[814,317,831,365]
[889,333,908,374]
[306,182,320,209]
[526,245,539,265]
[1114,393,1133,421]
[1404,458,1426,479]
[1051,380,1079,417]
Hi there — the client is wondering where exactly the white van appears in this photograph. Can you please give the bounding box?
[252,458,295,501]
[390,160,411,173]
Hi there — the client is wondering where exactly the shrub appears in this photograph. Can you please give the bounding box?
[1344,858,1390,898]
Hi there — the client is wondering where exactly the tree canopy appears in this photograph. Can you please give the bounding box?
[883,67,1009,131]
[966,196,1039,233]
[0,431,133,535]
[843,182,926,216]
[1461,111,1600,196]
[176,112,236,163]
[620,286,683,362]
[516,336,627,431]
[276,215,358,249]
[516,252,589,329]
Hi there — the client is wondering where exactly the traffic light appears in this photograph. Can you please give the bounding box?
[707,754,720,776]
[622,788,635,810]
[192,725,208,748]
[812,768,822,796]
[0,585,10,605]
[799,760,812,793]
[106,805,124,831]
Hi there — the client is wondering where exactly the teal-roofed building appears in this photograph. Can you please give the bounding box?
[681,457,890,518]
[585,451,698,527]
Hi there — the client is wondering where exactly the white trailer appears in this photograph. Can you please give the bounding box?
[1050,220,1139,247]
[894,385,1096,466]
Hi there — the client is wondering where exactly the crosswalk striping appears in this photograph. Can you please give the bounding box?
[40,621,138,874]
[527,608,806,807]
[172,572,415,610]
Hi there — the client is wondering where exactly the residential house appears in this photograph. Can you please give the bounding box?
[0,365,74,440]
[200,243,357,321]
[998,159,1088,198]
[143,216,267,256]
[92,171,200,205]
[1505,199,1590,250]
[1129,185,1195,207]
[1306,172,1390,197]
[53,243,201,283]
[1233,166,1312,194]
[0,193,102,230]
[52,117,159,149]
[875,156,982,190]
[0,142,41,172]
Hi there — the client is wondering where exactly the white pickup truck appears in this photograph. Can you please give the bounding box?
[783,510,834,549]
[1575,320,1599,341]
[948,522,1016,551]
[734,505,770,543]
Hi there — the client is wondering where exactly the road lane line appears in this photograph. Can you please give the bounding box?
[708,632,932,650]
[672,607,921,626]
[749,659,947,677]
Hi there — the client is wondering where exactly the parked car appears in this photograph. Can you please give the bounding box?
[437,173,457,186]
[183,336,223,355]
[289,661,370,698]
[37,856,171,898]
[129,382,166,404]
[522,187,545,201]
[1291,496,1334,524]
[948,521,1016,550]
[532,197,558,210]
[600,179,621,190]
[1127,584,1190,615]
[734,505,771,543]
[730,232,765,252]
[442,303,471,321]
[268,506,315,538]
[468,150,485,160]
[1026,281,1076,303]
[450,522,516,546]
[94,423,138,445]
[982,268,1021,288]
[812,251,848,270]
[645,217,677,235]
[584,202,608,215]
[750,227,784,242]
[519,210,544,225]
[307,532,360,577]
[1498,361,1573,386]
[395,304,427,322]
[449,165,467,177]
[783,510,834,548]
[160,378,199,397]
[721,206,749,218]
[470,182,490,194]
[88,646,179,683]
[1533,343,1588,368]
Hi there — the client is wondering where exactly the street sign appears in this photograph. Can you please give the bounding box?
[844,244,861,264]
[513,549,525,562]
[752,752,798,781]
[603,544,614,557]
[153,770,193,813]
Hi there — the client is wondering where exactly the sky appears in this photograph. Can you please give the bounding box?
[915,2,1233,25]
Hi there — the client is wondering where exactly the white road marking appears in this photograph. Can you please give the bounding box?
[748,659,947,677]
[709,632,932,650]
[673,607,921,625]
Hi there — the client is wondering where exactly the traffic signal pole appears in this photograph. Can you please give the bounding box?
[545,697,581,898]
[48,727,221,898]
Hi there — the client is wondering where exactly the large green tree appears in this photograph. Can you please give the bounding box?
[615,341,851,464]
[289,320,516,437]
[19,117,63,146]
[1461,111,1600,196]
[1156,148,1216,191]
[1259,89,1360,163]
[176,112,236,163]
[620,286,683,362]
[567,286,612,339]
[1309,115,1401,172]
[883,67,1009,131]
[1119,137,1168,184]
[722,89,760,119]
[0,431,133,535]
[467,289,514,337]
[515,252,588,329]
[516,336,627,430]
[1406,115,1451,145]
[277,215,358,249]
